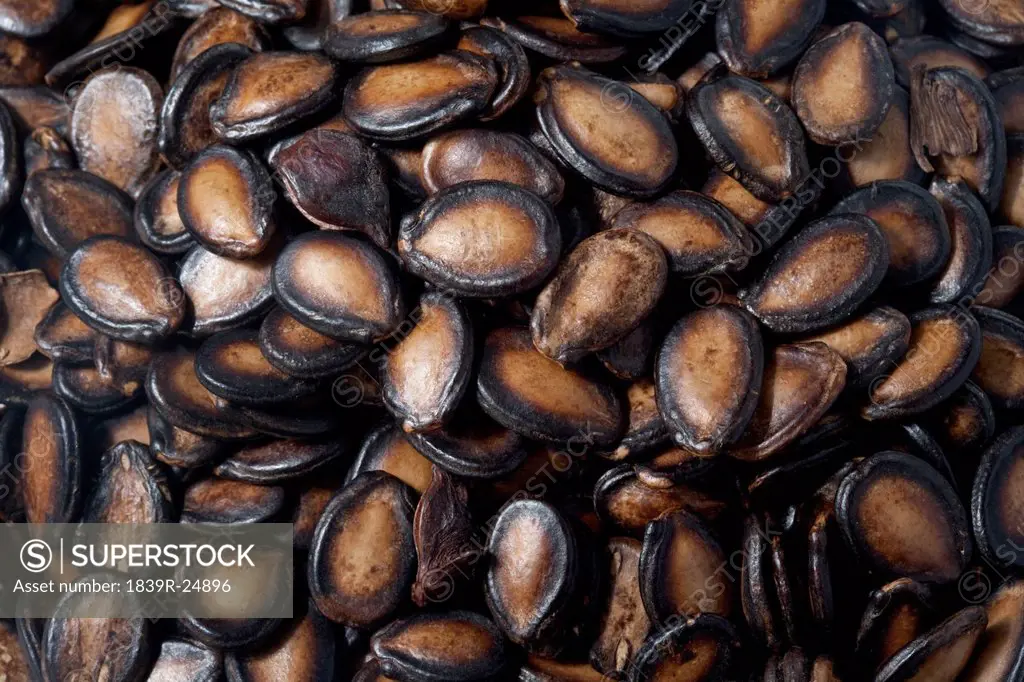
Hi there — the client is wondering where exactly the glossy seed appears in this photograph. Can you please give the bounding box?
[0,85,69,134]
[531,228,667,364]
[84,440,173,523]
[179,244,276,337]
[219,0,309,24]
[875,606,987,682]
[715,0,827,77]
[195,329,318,406]
[480,15,627,63]
[22,394,81,523]
[235,392,341,439]
[687,72,811,202]
[802,306,911,388]
[971,426,1024,573]
[343,51,496,141]
[225,603,335,682]
[836,451,972,583]
[308,471,417,628]
[258,307,365,380]
[855,578,936,675]
[958,580,1024,681]
[890,36,990,88]
[628,613,739,682]
[560,0,698,37]
[730,343,847,462]
[134,170,194,256]
[478,327,624,445]
[52,362,139,415]
[70,67,162,199]
[971,307,1024,410]
[216,435,347,485]
[656,305,764,456]
[93,333,151,394]
[831,181,950,287]
[536,64,678,198]
[23,124,68,178]
[0,0,73,37]
[865,306,982,420]
[211,51,338,142]
[60,236,185,344]
[398,181,561,297]
[741,215,889,333]
[842,87,926,188]
[0,270,57,366]
[160,43,252,169]
[147,406,228,469]
[603,379,668,461]
[178,616,280,651]
[170,6,268,79]
[273,231,405,344]
[911,67,1006,212]
[991,69,1024,135]
[456,25,530,120]
[422,129,564,204]
[371,611,508,681]
[927,178,994,304]
[405,407,528,479]
[271,129,390,248]
[22,169,135,258]
[182,477,285,524]
[0,355,54,407]
[700,170,800,249]
[350,421,434,493]
[43,604,149,682]
[978,226,1024,308]
[937,0,1024,46]
[594,465,728,535]
[928,381,995,458]
[34,301,97,364]
[325,10,450,63]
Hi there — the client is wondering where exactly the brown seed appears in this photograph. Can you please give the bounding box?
[802,306,912,388]
[398,181,561,297]
[225,602,335,682]
[393,0,486,20]
[170,6,269,79]
[178,616,280,651]
[70,67,163,199]
[0,355,54,407]
[456,25,530,121]
[536,64,678,198]
[405,406,528,479]
[971,426,1024,574]
[34,300,97,364]
[211,51,338,142]
[793,22,895,145]
[160,43,252,169]
[855,579,936,676]
[22,394,81,523]
[91,406,151,454]
[971,306,1024,410]
[350,421,434,494]
[52,362,139,415]
[532,228,667,364]
[182,477,285,524]
[0,269,57,366]
[978,226,1024,308]
[0,85,69,134]
[324,9,451,63]
[990,68,1024,135]
[24,125,72,177]
[273,231,405,344]
[258,306,366,380]
[865,306,982,420]
[603,379,668,461]
[308,471,417,628]
[841,87,926,188]
[741,215,889,333]
[890,36,990,88]
[179,144,276,259]
[700,170,800,249]
[875,606,987,682]
[422,129,564,204]
[559,0,700,37]
[147,405,227,469]
[22,169,135,258]
[179,244,276,337]
[687,71,811,202]
[195,329,318,406]
[589,537,650,676]
[480,15,627,63]
[216,435,348,485]
[730,343,847,462]
[133,170,194,256]
[594,464,729,535]
[83,440,173,523]
[836,451,972,584]
[411,466,475,606]
[371,611,508,681]
[43,605,150,682]
[147,639,222,682]
[715,0,827,77]
[342,51,497,141]
[0,0,73,37]
[927,177,993,304]
[270,129,390,248]
[958,580,1024,682]
[628,613,740,682]
[937,0,1024,46]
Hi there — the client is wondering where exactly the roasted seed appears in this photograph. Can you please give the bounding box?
[405,407,528,479]
[456,25,530,120]
[324,9,451,63]
[258,306,366,380]
[22,393,81,523]
[170,6,268,79]
[560,0,699,37]
[854,578,936,676]
[195,329,318,406]
[43,599,150,682]
[83,440,173,523]
[147,405,228,469]
[716,0,827,77]
[841,86,926,188]
[219,0,309,24]
[0,269,57,366]
[978,226,1024,308]
[0,0,73,37]
[350,421,434,493]
[958,580,1024,681]
[927,177,993,304]
[874,606,987,682]
[178,244,276,337]
[802,306,911,388]
[971,306,1024,410]
[371,611,508,681]
[34,300,97,364]
[480,15,627,64]
[937,0,1024,47]
[590,537,650,676]
[890,36,990,89]
[628,613,740,682]
[133,170,194,256]
[52,362,140,415]
[594,464,729,535]
[225,602,336,682]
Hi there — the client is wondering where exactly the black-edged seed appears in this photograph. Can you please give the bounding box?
[211,51,338,142]
[383,292,472,432]
[477,327,624,446]
[715,0,826,78]
[22,394,81,524]
[597,324,654,382]
[741,215,889,334]
[0,85,69,134]
[422,129,565,204]
[741,513,781,650]
[890,36,990,88]
[147,406,228,469]
[531,228,667,364]
[928,381,995,457]
[182,477,285,524]
[792,22,895,146]
[972,307,1024,410]
[52,362,139,416]
[34,301,97,364]
[911,67,1007,212]
[91,337,149,402]
[559,0,698,37]
[0,0,73,37]
[0,269,57,367]
[639,509,732,622]
[134,170,194,256]
[308,471,417,628]
[802,306,911,388]
[991,69,1024,135]
[875,606,987,682]
[43,597,150,682]
[836,451,972,583]
[325,10,450,63]
[479,15,628,63]
[178,244,276,338]
[841,87,927,188]
[273,231,405,344]
[865,306,982,420]
[486,499,578,653]
[700,170,801,249]
[60,236,185,344]
[979,226,1024,308]
[218,0,308,23]
[22,169,135,259]
[195,329,318,406]
[371,611,508,682]
[70,67,163,199]
[270,129,390,248]
[831,181,950,287]
[225,602,335,682]
[971,426,1024,573]
[83,440,173,523]
[292,480,336,552]
[144,638,222,682]
[234,392,341,439]
[536,64,678,198]
[937,0,1024,47]
[609,191,752,276]
[216,436,348,484]
[656,305,763,456]
[590,537,650,676]
[855,579,936,676]
[349,421,434,494]
[145,350,257,440]
[0,99,21,211]
[177,617,281,651]
[604,379,669,461]
[927,177,994,304]
[593,464,729,535]
[258,307,366,380]
[1002,136,1024,228]
[398,181,561,298]
[170,6,269,79]
[405,408,528,479]
[411,466,475,606]
[687,72,810,202]
[958,580,1024,681]
[160,43,252,169]
[730,343,847,462]
[179,144,276,259]
[456,25,530,121]
[628,613,739,682]
[342,51,497,141]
